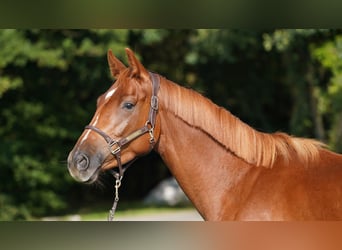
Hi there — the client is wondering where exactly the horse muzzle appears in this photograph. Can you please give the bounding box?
[67,149,104,183]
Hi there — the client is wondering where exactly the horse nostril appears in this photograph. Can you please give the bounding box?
[75,153,90,171]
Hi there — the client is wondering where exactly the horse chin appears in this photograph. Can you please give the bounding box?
[68,165,102,184]
[83,168,101,184]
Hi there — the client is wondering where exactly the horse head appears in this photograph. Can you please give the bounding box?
[67,48,160,183]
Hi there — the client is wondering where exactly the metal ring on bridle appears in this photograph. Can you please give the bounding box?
[145,121,155,144]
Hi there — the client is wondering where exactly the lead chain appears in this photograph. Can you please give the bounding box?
[114,177,122,201]
[107,175,123,221]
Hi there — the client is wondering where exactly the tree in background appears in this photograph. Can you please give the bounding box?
[0,30,129,219]
[1,29,342,220]
[311,34,342,152]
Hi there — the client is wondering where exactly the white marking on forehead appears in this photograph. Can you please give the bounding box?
[78,85,116,147]
[105,87,117,100]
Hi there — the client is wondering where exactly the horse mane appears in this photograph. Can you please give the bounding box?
[161,77,325,168]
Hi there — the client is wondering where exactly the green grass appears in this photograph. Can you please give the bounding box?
[39,201,196,221]
[80,201,195,220]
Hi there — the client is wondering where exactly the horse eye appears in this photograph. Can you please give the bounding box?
[123,102,135,110]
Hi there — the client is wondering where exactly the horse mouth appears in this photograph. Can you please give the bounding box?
[83,167,102,184]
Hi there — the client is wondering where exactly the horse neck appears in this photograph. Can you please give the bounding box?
[154,79,262,220]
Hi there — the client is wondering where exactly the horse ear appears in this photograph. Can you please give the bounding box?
[107,49,127,79]
[125,48,149,80]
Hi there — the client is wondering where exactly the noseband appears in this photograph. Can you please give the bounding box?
[84,72,160,220]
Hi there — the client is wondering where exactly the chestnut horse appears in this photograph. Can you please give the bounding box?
[68,48,342,221]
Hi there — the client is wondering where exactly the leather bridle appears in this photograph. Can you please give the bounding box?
[84,72,160,220]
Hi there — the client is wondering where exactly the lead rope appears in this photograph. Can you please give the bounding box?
[108,173,122,221]
[106,125,155,221]
[107,150,124,221]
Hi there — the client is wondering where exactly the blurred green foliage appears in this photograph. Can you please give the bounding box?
[1,29,342,220]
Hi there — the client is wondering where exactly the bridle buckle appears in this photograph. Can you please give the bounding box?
[151,95,159,111]
[109,140,121,155]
